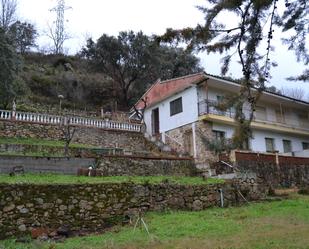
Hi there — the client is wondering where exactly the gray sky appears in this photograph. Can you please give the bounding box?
[18,0,309,99]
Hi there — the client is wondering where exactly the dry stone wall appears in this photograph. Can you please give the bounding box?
[98,157,196,176]
[0,181,266,239]
[236,161,309,188]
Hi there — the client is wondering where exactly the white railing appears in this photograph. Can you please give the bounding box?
[0,110,142,132]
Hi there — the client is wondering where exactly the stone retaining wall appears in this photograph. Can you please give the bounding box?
[98,156,196,176]
[0,181,266,239]
[0,120,150,152]
[237,161,309,188]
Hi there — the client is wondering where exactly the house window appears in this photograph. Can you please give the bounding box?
[170,97,183,116]
[283,139,292,153]
[303,142,309,150]
[216,95,224,103]
[213,130,225,141]
[265,138,275,153]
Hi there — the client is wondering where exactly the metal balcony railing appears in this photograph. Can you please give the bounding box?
[198,100,309,131]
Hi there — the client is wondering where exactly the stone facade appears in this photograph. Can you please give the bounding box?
[0,181,266,239]
[165,120,218,169]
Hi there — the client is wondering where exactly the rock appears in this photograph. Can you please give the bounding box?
[17,205,24,210]
[37,235,49,241]
[20,208,29,214]
[57,225,71,237]
[48,231,57,237]
[35,198,44,205]
[56,199,63,204]
[31,228,49,239]
[59,205,67,211]
[18,224,27,232]
[192,200,203,211]
[3,204,15,212]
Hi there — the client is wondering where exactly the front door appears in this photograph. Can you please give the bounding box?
[151,108,160,135]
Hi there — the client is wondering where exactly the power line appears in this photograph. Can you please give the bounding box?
[50,0,71,54]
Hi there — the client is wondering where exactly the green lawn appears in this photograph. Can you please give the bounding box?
[0,173,222,185]
[1,195,308,249]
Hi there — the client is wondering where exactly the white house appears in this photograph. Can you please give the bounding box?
[135,72,309,166]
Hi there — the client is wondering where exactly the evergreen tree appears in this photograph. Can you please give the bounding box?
[9,21,37,54]
[81,31,202,108]
[0,28,25,108]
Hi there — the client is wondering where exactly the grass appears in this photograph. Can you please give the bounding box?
[0,194,308,249]
[0,151,65,157]
[0,173,223,185]
[0,137,96,149]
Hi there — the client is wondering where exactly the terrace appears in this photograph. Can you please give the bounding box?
[198,100,309,135]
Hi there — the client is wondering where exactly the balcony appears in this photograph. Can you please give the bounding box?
[198,100,309,136]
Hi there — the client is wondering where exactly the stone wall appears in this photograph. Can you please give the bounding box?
[233,151,309,188]
[98,156,196,176]
[0,181,266,239]
[165,120,218,168]
[0,120,151,152]
[236,161,309,188]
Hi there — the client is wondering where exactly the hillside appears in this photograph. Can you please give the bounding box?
[17,53,116,115]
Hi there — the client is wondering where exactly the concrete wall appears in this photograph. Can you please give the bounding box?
[144,86,198,134]
[0,155,195,176]
[0,156,95,174]
[0,181,266,239]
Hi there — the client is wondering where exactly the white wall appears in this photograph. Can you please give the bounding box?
[251,129,309,153]
[209,123,309,154]
[212,123,234,138]
[144,86,199,134]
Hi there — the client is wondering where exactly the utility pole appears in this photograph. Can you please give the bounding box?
[49,0,71,54]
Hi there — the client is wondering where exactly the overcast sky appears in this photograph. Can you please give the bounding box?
[18,0,309,99]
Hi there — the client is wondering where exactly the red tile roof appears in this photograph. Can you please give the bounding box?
[135,72,207,109]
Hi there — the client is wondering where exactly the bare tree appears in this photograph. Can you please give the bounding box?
[280,87,305,100]
[60,118,76,157]
[0,0,17,32]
